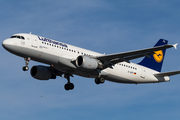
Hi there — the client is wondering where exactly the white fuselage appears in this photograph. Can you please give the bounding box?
[2,33,170,84]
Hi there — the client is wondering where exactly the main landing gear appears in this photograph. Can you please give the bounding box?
[95,77,105,84]
[64,73,74,91]
[22,57,31,71]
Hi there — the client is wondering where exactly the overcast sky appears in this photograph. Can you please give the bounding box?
[1,0,180,120]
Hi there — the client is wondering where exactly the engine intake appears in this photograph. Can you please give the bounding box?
[76,55,103,70]
[31,66,56,80]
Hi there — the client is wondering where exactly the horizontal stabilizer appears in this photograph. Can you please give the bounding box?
[154,70,180,77]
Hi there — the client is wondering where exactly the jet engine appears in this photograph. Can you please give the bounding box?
[76,55,103,70]
[30,66,56,80]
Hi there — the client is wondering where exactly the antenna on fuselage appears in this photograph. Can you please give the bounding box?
[30,32,32,34]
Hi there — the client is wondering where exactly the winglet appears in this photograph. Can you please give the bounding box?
[173,43,178,49]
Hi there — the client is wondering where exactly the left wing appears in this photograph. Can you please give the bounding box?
[96,43,177,67]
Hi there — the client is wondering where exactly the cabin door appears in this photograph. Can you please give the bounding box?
[31,35,38,48]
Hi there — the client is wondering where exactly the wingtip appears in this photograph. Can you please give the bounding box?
[173,43,178,49]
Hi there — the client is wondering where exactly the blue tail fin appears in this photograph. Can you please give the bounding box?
[138,39,168,72]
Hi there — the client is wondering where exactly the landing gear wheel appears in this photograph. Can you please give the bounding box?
[69,83,74,90]
[22,66,29,71]
[99,77,105,83]
[95,77,105,84]
[95,78,100,84]
[64,84,70,91]
[64,83,74,91]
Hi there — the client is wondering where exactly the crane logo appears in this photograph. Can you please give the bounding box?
[153,50,163,63]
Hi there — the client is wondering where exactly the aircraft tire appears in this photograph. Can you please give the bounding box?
[95,78,100,84]
[22,66,29,71]
[64,83,74,91]
[64,84,70,90]
[69,83,74,90]
[95,78,105,84]
[99,78,105,83]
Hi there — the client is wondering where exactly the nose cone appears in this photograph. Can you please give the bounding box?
[2,38,23,56]
[2,39,13,51]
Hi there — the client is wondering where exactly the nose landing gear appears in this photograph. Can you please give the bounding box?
[22,57,31,71]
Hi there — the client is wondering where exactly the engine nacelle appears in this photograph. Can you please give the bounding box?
[76,55,103,70]
[31,66,55,80]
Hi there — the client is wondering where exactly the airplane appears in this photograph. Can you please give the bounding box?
[2,33,180,91]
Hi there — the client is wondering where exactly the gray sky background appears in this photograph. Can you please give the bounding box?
[1,0,180,120]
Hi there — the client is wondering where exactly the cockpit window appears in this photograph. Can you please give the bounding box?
[10,35,25,40]
[21,36,25,39]
[10,36,17,38]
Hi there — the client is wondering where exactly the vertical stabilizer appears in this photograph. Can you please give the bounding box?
[138,39,168,72]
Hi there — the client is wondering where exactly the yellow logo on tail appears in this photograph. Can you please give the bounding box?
[153,50,163,63]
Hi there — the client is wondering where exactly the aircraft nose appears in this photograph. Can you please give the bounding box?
[2,39,14,51]
[2,38,22,55]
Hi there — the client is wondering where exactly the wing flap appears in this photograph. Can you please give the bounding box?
[154,70,180,77]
